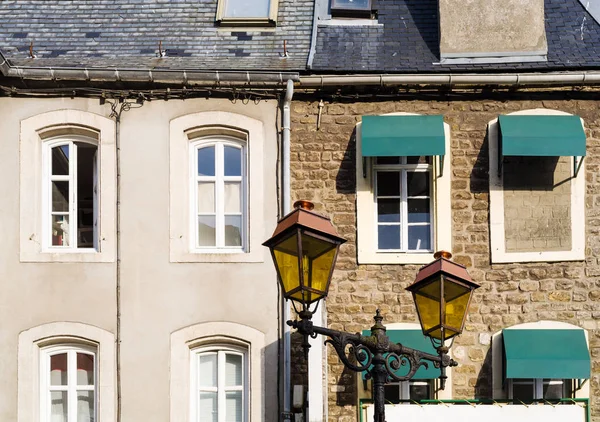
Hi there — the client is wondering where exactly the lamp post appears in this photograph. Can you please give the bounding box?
[264,201,479,422]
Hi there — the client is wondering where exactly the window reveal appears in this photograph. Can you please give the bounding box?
[375,157,432,252]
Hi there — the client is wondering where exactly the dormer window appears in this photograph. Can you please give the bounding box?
[330,0,373,18]
[216,0,279,25]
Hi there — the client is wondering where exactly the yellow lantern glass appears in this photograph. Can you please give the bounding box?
[264,201,346,308]
[407,252,479,342]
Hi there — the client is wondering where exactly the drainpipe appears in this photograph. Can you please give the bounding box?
[281,79,294,419]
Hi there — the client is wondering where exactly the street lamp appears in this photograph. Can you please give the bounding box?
[264,201,479,422]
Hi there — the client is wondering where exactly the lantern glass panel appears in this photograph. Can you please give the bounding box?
[273,232,301,299]
[413,276,441,335]
[444,280,471,334]
[300,233,338,303]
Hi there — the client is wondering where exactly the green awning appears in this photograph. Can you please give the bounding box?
[499,115,586,157]
[361,115,445,157]
[361,329,441,380]
[503,329,591,379]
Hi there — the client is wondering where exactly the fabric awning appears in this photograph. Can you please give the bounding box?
[361,329,441,380]
[498,115,586,157]
[503,329,591,379]
[361,115,445,157]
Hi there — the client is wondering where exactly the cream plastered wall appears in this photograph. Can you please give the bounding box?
[0,97,280,422]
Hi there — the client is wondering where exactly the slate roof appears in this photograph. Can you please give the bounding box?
[0,0,313,71]
[312,0,600,72]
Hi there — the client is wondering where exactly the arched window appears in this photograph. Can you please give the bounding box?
[192,137,247,251]
[39,344,97,422]
[43,137,98,250]
[190,343,249,422]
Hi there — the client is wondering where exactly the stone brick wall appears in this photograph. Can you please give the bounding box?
[289,94,600,422]
[503,156,572,252]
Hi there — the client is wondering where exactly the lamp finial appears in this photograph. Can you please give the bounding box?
[293,200,314,211]
[433,250,452,260]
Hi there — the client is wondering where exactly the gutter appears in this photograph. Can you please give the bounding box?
[299,72,600,87]
[0,50,299,86]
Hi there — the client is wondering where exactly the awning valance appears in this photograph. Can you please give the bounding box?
[498,115,586,157]
[362,329,441,380]
[502,329,591,380]
[361,115,445,157]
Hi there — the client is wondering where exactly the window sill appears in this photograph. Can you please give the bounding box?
[216,17,276,27]
[170,248,265,263]
[357,250,435,265]
[318,18,382,27]
[20,248,114,263]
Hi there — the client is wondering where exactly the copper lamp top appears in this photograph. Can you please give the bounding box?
[263,200,346,246]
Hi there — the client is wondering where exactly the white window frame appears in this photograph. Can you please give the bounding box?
[373,157,433,253]
[384,380,434,403]
[170,112,267,263]
[39,344,97,422]
[42,137,99,252]
[215,0,279,24]
[508,378,571,401]
[190,344,249,422]
[491,321,590,400]
[20,110,116,263]
[355,113,452,265]
[488,109,586,263]
[191,137,248,253]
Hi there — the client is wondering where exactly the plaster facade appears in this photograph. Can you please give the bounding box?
[289,93,600,422]
[0,96,281,422]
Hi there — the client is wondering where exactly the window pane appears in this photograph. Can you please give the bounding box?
[408,225,431,250]
[384,384,400,404]
[225,354,243,387]
[224,216,242,247]
[224,146,242,177]
[224,0,269,18]
[543,380,564,399]
[409,383,431,401]
[52,215,70,246]
[76,144,97,250]
[198,216,216,247]
[406,156,430,165]
[513,382,534,402]
[198,147,215,177]
[50,353,68,385]
[224,182,241,213]
[51,391,68,422]
[226,391,243,422]
[52,145,70,176]
[376,157,400,165]
[198,182,216,214]
[77,353,94,386]
[377,172,400,196]
[407,172,429,197]
[198,392,217,422]
[198,353,217,387]
[76,391,94,422]
[407,199,430,223]
[332,0,370,10]
[52,181,70,212]
[377,199,400,223]
[378,225,400,249]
